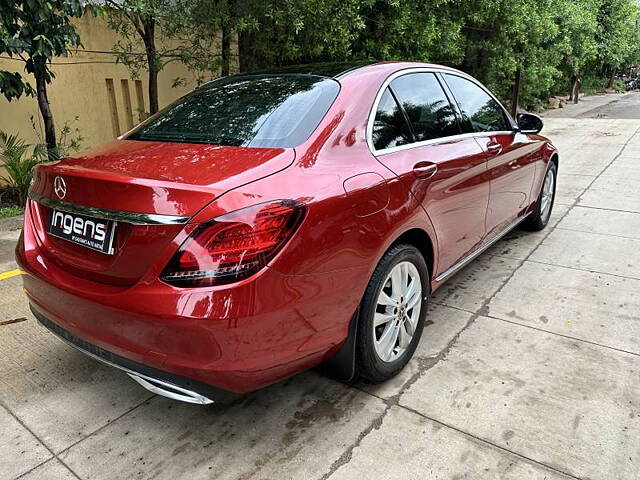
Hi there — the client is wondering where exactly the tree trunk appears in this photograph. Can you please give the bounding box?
[572,75,580,104]
[143,18,159,115]
[34,59,56,157]
[221,25,231,76]
[238,30,261,73]
[510,68,522,118]
[147,60,159,115]
[569,75,580,102]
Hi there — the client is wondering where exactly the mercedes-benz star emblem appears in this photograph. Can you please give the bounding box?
[54,176,67,200]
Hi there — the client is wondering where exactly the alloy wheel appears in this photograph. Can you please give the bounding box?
[373,261,422,363]
[540,167,555,222]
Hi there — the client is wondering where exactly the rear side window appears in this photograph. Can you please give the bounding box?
[371,88,414,150]
[389,73,460,142]
[128,75,340,148]
[443,74,511,133]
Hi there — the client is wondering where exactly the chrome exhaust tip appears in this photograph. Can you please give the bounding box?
[127,373,214,405]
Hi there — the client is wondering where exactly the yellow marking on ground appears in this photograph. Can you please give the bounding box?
[0,269,25,281]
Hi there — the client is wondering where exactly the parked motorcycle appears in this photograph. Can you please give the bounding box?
[625,77,640,90]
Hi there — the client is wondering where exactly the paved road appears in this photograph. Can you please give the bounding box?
[544,90,640,119]
[1,94,640,480]
[576,91,640,119]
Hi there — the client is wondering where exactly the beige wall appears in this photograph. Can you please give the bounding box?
[0,9,230,151]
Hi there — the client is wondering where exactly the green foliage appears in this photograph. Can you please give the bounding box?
[580,74,609,95]
[612,78,626,92]
[103,0,222,99]
[353,0,465,64]
[557,0,600,77]
[2,0,639,121]
[596,0,640,70]
[0,132,48,205]
[2,0,629,114]
[445,0,624,108]
[0,71,35,101]
[50,116,85,158]
[182,0,639,108]
[0,117,80,207]
[0,0,98,154]
[0,0,97,100]
[240,0,366,68]
[0,206,25,219]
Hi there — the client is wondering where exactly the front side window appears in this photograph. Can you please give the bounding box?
[128,75,340,148]
[443,74,511,133]
[389,73,460,142]
[371,88,413,150]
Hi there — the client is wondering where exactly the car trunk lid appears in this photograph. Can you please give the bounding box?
[28,140,294,285]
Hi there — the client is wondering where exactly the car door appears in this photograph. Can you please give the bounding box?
[369,71,491,276]
[442,73,538,239]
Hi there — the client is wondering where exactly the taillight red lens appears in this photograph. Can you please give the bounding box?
[161,200,305,287]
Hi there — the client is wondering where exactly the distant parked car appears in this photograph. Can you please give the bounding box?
[17,61,558,404]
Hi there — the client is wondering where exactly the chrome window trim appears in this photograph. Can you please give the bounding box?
[28,192,191,226]
[366,66,517,156]
[372,130,516,156]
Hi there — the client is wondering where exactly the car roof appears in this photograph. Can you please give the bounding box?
[200,61,468,92]
[244,61,374,79]
[241,60,467,80]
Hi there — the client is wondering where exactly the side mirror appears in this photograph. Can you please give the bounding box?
[516,112,543,134]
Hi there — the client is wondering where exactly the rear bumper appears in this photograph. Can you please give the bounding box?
[17,204,365,395]
[32,305,237,404]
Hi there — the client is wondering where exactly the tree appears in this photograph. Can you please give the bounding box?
[241,0,364,70]
[554,0,600,102]
[353,0,464,65]
[102,0,221,115]
[186,0,365,73]
[451,0,564,111]
[595,0,640,84]
[101,0,640,114]
[0,0,94,156]
[180,0,247,76]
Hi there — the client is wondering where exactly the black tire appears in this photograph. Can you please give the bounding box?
[355,244,429,382]
[522,161,557,232]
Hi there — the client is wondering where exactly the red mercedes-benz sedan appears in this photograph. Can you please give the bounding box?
[17,61,557,404]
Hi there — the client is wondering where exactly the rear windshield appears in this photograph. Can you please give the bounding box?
[127,75,340,148]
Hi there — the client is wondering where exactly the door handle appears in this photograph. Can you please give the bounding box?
[487,142,503,155]
[412,162,438,179]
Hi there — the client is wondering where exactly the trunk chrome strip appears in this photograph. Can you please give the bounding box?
[28,192,190,226]
[434,214,529,283]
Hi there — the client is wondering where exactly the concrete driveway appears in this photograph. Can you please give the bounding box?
[2,93,639,480]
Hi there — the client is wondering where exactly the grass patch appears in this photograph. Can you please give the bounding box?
[0,206,24,218]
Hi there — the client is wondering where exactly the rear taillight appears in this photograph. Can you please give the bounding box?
[161,200,305,287]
